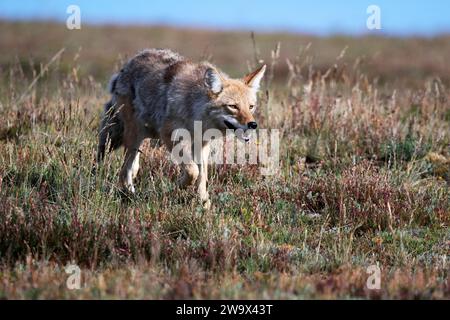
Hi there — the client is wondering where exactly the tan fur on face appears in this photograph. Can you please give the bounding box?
[213,79,256,125]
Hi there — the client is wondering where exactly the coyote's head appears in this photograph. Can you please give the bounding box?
[203,64,266,141]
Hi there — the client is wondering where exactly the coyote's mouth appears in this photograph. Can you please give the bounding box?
[224,120,251,142]
[224,120,237,130]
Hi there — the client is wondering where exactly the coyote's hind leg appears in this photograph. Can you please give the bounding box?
[118,95,144,194]
[131,152,140,179]
[196,143,210,209]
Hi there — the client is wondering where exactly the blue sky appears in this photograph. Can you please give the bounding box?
[1,0,449,36]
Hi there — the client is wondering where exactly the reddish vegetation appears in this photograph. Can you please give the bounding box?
[0,21,448,299]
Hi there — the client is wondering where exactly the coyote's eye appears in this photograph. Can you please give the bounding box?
[249,105,255,111]
[226,104,238,110]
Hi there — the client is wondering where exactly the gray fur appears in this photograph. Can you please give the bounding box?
[96,48,265,208]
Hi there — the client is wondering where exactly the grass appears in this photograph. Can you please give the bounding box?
[0,21,449,299]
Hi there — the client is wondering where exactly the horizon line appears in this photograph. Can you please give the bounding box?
[1,17,450,39]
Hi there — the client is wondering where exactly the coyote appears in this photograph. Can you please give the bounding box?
[97,49,266,208]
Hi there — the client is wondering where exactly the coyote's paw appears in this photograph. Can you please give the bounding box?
[199,191,211,210]
[177,170,198,188]
[120,181,136,195]
[202,198,211,210]
[117,183,136,202]
[127,185,136,194]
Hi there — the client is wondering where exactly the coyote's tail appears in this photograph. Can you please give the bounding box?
[96,74,124,163]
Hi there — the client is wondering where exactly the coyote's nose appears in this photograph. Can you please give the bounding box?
[247,122,258,129]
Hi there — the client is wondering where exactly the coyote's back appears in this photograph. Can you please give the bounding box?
[98,49,184,160]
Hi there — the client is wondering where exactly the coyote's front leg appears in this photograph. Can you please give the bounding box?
[196,143,210,209]
[176,152,210,208]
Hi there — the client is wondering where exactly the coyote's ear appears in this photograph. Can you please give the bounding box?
[244,64,266,91]
[204,68,223,94]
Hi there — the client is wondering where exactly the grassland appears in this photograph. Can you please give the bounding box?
[0,21,449,299]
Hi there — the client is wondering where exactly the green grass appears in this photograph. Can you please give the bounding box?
[0,21,449,299]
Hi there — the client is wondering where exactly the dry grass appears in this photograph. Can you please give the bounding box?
[0,21,449,299]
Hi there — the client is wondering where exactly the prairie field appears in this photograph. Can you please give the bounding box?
[0,21,449,299]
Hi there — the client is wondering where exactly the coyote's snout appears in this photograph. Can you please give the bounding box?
[97,49,266,208]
